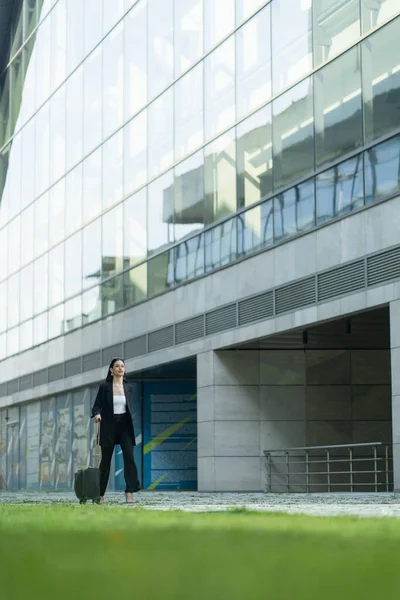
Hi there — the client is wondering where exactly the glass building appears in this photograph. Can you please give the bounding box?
[1,0,400,494]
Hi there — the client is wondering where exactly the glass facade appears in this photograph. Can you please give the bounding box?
[0,0,398,361]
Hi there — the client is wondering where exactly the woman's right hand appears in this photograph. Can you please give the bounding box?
[94,414,101,422]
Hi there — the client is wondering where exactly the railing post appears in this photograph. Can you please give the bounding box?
[385,444,389,493]
[326,449,331,492]
[373,445,378,493]
[286,451,290,492]
[305,450,309,493]
[349,447,353,492]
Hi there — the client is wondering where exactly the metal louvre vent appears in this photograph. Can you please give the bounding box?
[48,364,64,383]
[238,291,274,326]
[276,278,315,314]
[367,247,400,287]
[148,326,174,353]
[124,336,147,358]
[83,351,101,373]
[206,304,237,336]
[175,316,204,344]
[102,344,123,366]
[318,261,365,302]
[6,380,19,395]
[19,374,33,392]
[65,357,82,378]
[33,369,48,387]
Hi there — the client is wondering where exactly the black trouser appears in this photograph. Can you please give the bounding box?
[99,413,140,496]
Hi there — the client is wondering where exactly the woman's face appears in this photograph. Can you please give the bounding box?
[111,360,125,378]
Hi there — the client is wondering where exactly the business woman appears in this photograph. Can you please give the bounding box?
[91,358,140,503]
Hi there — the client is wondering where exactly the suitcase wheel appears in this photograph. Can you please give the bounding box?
[79,498,87,505]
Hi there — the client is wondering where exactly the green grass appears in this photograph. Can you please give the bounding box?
[0,505,399,600]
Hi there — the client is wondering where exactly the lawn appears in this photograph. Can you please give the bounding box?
[0,505,399,600]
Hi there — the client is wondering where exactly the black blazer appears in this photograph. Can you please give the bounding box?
[91,380,136,447]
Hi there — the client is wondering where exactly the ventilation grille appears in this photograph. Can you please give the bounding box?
[83,351,101,373]
[65,358,82,378]
[102,344,123,366]
[33,369,48,387]
[238,291,274,326]
[367,247,400,287]
[318,261,365,302]
[6,380,19,395]
[124,336,147,358]
[175,316,204,344]
[206,304,237,336]
[19,374,33,392]
[276,278,315,314]
[48,364,64,383]
[148,326,174,353]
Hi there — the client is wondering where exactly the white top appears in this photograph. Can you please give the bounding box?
[113,394,127,415]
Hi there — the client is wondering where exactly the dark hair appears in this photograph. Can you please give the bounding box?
[105,357,126,382]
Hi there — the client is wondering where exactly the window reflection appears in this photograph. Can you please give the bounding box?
[8,273,20,328]
[273,77,314,189]
[55,394,72,489]
[20,205,34,267]
[48,304,64,339]
[0,281,6,332]
[50,0,67,90]
[147,171,174,254]
[83,47,102,155]
[124,111,147,196]
[124,0,147,119]
[20,320,32,352]
[317,155,364,224]
[65,232,82,298]
[205,37,235,140]
[236,5,272,119]
[124,189,147,267]
[49,243,64,307]
[66,66,83,171]
[148,89,173,178]
[7,216,20,276]
[103,0,124,35]
[236,0,266,24]
[103,23,124,139]
[204,0,235,51]
[174,151,204,241]
[64,295,82,332]
[174,0,203,77]
[66,0,84,74]
[205,219,237,272]
[175,234,205,283]
[102,275,123,317]
[363,17,400,144]
[65,165,83,237]
[274,179,315,241]
[34,254,48,314]
[82,287,101,324]
[0,333,6,359]
[83,148,102,224]
[34,193,49,258]
[313,0,360,67]
[20,264,33,322]
[7,326,19,356]
[205,130,236,224]
[0,228,7,282]
[33,312,48,346]
[35,104,50,198]
[35,15,50,110]
[123,264,148,307]
[315,47,362,166]
[174,64,203,161]
[361,0,400,33]
[84,0,103,56]
[82,219,101,289]
[365,134,400,204]
[22,39,36,125]
[8,135,22,221]
[148,0,173,99]
[237,105,273,209]
[148,249,175,296]
[102,204,123,279]
[102,131,123,210]
[49,179,65,248]
[21,121,35,209]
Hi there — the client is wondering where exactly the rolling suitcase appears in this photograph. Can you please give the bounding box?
[74,422,101,505]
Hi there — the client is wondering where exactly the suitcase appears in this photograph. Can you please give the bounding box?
[74,422,101,505]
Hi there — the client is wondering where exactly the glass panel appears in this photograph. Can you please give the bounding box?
[123,263,148,307]
[236,0,266,23]
[204,0,235,51]
[34,193,49,258]
[82,219,102,289]
[35,15,51,110]
[0,333,5,359]
[49,243,65,307]
[124,110,147,196]
[0,147,10,229]
[102,131,123,210]
[174,151,204,241]
[22,39,36,125]
[148,249,175,296]
[66,65,83,171]
[40,398,55,489]
[72,389,91,472]
[20,264,34,322]
[83,47,102,156]
[363,18,400,144]
[34,254,48,314]
[313,0,360,67]
[103,0,124,34]
[49,179,65,247]
[273,77,314,189]
[65,164,83,236]
[50,86,66,184]
[102,274,123,316]
[205,219,237,272]
[102,204,123,279]
[148,89,174,178]
[238,198,274,257]
[50,0,67,90]
[65,231,82,298]
[83,147,102,224]
[66,0,84,73]
[174,0,203,77]
[205,37,235,140]
[82,287,101,324]
[124,189,147,267]
[84,0,103,55]
[175,234,205,283]
[7,327,19,356]
[35,104,50,198]
[237,105,273,209]
[33,312,48,346]
[0,229,7,282]
[7,135,22,221]
[48,304,64,339]
[315,47,362,167]
[148,0,173,99]
[0,281,6,333]
[26,402,40,490]
[23,0,38,41]
[0,72,11,151]
[236,5,271,119]
[317,155,365,224]
[272,0,313,94]
[11,51,25,134]
[7,216,21,276]
[204,130,236,224]
[20,319,33,352]
[175,65,203,162]
[361,0,400,33]
[147,171,174,254]
[20,205,34,267]
[124,0,147,119]
[103,23,124,139]
[8,273,20,328]
[365,135,400,204]
[21,120,35,209]
[55,394,72,489]
[64,295,83,331]
[274,178,315,241]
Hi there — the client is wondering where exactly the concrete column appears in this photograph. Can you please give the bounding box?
[390,300,400,492]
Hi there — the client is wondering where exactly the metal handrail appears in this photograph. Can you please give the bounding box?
[263,442,393,493]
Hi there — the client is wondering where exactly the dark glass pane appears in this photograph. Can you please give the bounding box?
[365,135,400,204]
[123,263,148,307]
[317,155,364,224]
[175,234,205,283]
[238,198,273,257]
[274,179,315,241]
[148,249,175,296]
[205,218,237,273]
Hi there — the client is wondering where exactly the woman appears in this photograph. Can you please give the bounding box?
[92,358,140,503]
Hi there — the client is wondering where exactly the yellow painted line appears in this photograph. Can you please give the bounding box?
[144,416,191,455]
[148,472,169,490]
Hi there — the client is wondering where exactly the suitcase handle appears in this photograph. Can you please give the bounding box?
[93,421,101,469]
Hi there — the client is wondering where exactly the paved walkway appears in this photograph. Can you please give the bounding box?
[1,491,400,517]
